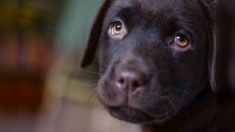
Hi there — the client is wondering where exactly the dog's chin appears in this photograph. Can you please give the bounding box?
[106,106,174,124]
[107,106,155,123]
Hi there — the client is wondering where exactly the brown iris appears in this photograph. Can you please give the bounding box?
[174,34,190,48]
[111,21,124,35]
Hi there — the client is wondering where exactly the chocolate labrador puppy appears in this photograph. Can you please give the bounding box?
[81,0,223,131]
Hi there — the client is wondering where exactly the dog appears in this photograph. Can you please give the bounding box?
[80,0,227,131]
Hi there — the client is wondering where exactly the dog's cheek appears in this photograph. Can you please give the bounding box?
[98,38,113,74]
[99,47,119,74]
[98,49,109,74]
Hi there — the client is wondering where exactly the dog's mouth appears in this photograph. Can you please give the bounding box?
[106,106,155,123]
[106,105,175,124]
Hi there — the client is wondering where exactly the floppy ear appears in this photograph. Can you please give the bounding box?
[80,0,113,68]
[205,0,230,92]
[198,0,222,92]
[207,3,218,92]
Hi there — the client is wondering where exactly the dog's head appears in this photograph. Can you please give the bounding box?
[81,0,219,123]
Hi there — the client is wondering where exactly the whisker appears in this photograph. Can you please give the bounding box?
[80,79,99,84]
[83,70,100,75]
[87,89,99,105]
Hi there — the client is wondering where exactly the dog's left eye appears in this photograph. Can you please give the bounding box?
[108,20,127,39]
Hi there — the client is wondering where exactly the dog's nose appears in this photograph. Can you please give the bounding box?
[115,69,147,92]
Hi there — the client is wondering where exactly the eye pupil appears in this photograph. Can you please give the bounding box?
[115,24,122,31]
[175,36,185,42]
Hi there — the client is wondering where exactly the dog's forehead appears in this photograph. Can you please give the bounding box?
[111,0,185,13]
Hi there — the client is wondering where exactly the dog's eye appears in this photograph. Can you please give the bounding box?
[108,20,127,39]
[111,21,124,35]
[174,34,190,48]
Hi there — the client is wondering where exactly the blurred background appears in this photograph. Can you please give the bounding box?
[0,0,140,132]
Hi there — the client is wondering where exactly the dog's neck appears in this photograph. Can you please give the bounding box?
[141,88,216,132]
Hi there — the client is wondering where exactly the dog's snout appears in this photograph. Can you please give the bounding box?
[115,65,147,93]
[116,70,146,90]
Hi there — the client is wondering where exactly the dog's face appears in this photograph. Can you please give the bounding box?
[81,0,217,124]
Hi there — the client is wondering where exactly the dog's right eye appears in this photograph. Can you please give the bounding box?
[169,33,191,51]
[108,20,127,39]
[174,34,190,48]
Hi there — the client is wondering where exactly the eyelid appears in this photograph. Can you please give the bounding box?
[110,17,123,23]
[176,30,193,42]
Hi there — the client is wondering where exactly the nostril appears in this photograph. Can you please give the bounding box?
[132,80,141,88]
[117,77,125,85]
[115,70,147,92]
[115,76,127,90]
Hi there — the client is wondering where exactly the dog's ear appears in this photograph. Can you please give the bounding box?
[207,1,218,92]
[204,0,230,92]
[198,0,221,92]
[80,0,113,68]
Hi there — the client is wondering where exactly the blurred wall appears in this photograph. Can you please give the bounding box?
[55,0,103,54]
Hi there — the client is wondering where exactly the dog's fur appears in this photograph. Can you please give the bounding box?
[80,0,229,131]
